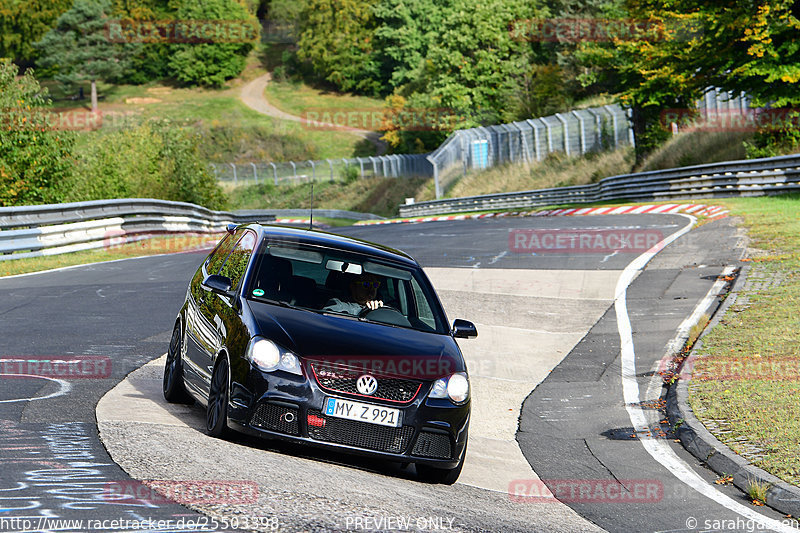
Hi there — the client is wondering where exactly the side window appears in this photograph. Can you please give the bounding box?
[206,233,237,274]
[219,230,257,290]
[410,278,436,330]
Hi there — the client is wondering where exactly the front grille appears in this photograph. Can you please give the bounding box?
[307,410,414,454]
[412,430,452,459]
[250,403,300,435]
[310,363,422,404]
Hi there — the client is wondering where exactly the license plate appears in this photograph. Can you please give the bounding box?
[324,397,402,428]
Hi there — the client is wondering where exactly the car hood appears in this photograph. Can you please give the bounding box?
[247,300,465,377]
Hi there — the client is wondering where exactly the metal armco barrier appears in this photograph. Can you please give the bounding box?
[399,154,800,217]
[0,199,383,261]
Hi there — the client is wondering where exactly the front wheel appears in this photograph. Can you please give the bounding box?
[163,323,192,403]
[416,438,467,485]
[206,358,230,438]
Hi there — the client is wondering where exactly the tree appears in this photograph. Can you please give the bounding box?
[0,59,75,206]
[576,0,800,161]
[297,0,381,94]
[399,0,547,122]
[167,0,259,87]
[372,0,449,92]
[35,0,130,113]
[0,0,73,67]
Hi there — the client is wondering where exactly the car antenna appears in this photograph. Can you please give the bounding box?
[308,180,314,230]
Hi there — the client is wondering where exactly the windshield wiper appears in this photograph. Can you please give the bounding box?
[251,296,298,309]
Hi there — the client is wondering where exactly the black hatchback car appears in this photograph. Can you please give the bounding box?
[163,224,477,483]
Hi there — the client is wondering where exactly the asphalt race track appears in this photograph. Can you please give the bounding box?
[1,214,795,532]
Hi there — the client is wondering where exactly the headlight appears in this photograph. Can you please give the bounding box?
[429,372,469,404]
[246,337,302,376]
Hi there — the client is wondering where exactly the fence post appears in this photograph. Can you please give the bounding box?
[308,160,316,181]
[626,107,635,148]
[428,155,441,199]
[357,158,365,178]
[527,119,542,161]
[327,159,334,182]
[250,162,257,183]
[514,123,529,163]
[572,110,586,154]
[586,109,602,151]
[543,117,554,154]
[290,161,297,180]
[269,162,277,185]
[603,105,619,148]
[210,163,218,180]
[229,163,237,185]
[555,113,570,156]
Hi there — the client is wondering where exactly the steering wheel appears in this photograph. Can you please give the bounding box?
[358,304,400,318]
[358,305,411,327]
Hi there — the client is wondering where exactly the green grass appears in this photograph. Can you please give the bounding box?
[688,194,800,486]
[637,130,754,172]
[38,65,376,162]
[227,177,432,218]
[264,78,386,124]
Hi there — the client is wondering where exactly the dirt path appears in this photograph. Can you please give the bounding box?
[239,73,387,155]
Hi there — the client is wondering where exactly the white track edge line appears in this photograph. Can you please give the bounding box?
[615,216,795,532]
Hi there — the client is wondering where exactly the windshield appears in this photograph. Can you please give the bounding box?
[246,240,448,334]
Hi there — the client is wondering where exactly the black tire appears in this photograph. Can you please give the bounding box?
[416,438,467,485]
[163,323,192,404]
[206,358,230,438]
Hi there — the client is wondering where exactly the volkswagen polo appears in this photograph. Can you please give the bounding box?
[163,224,477,483]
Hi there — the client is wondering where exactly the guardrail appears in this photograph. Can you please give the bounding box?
[0,199,382,261]
[399,154,800,217]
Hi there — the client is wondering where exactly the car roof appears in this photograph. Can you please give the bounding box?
[245,224,419,268]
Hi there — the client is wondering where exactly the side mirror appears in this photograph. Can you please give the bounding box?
[202,274,233,296]
[452,319,477,339]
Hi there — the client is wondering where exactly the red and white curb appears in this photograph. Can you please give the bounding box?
[354,203,729,226]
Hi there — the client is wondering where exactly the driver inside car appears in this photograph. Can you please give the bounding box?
[323,273,384,315]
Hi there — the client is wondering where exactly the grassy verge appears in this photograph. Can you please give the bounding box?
[445,147,634,198]
[688,194,800,485]
[636,130,755,172]
[227,177,433,218]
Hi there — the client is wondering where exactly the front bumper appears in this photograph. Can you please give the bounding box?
[227,367,470,469]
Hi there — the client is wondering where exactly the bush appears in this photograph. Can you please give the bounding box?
[196,123,317,162]
[340,164,360,183]
[0,60,75,206]
[60,120,227,210]
[168,0,259,87]
[744,111,800,159]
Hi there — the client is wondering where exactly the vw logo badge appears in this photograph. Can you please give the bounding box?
[356,374,378,396]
